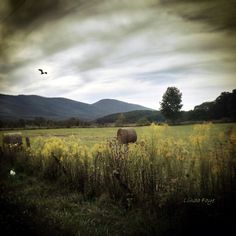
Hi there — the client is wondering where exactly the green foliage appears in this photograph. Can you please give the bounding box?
[160,87,183,123]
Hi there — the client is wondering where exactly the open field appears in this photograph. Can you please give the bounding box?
[1,123,236,147]
[1,123,236,235]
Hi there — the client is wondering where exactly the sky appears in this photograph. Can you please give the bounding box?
[0,0,236,110]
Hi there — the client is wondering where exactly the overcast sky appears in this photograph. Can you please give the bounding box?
[0,0,236,110]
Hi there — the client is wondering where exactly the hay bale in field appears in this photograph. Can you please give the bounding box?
[3,132,23,149]
[117,128,137,144]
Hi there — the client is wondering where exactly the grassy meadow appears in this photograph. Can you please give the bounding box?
[1,122,235,146]
[1,123,236,235]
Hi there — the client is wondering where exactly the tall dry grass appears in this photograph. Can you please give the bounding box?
[11,123,236,209]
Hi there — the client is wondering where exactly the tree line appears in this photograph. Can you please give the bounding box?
[184,89,236,121]
[0,117,90,129]
[160,87,236,123]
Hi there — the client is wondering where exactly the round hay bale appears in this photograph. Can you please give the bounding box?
[3,132,23,151]
[3,132,23,146]
[117,128,137,144]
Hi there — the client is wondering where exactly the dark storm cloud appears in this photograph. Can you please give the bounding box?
[0,0,94,30]
[0,0,99,58]
[162,0,236,32]
[1,0,235,62]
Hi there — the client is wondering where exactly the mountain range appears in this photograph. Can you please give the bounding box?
[0,94,152,121]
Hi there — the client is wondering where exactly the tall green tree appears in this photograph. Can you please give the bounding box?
[160,87,183,123]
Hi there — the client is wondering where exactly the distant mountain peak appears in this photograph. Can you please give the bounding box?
[93,98,152,108]
[0,94,152,121]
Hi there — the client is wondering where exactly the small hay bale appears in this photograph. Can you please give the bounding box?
[3,132,23,150]
[117,128,137,144]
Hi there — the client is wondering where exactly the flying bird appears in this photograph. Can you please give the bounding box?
[38,69,47,75]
